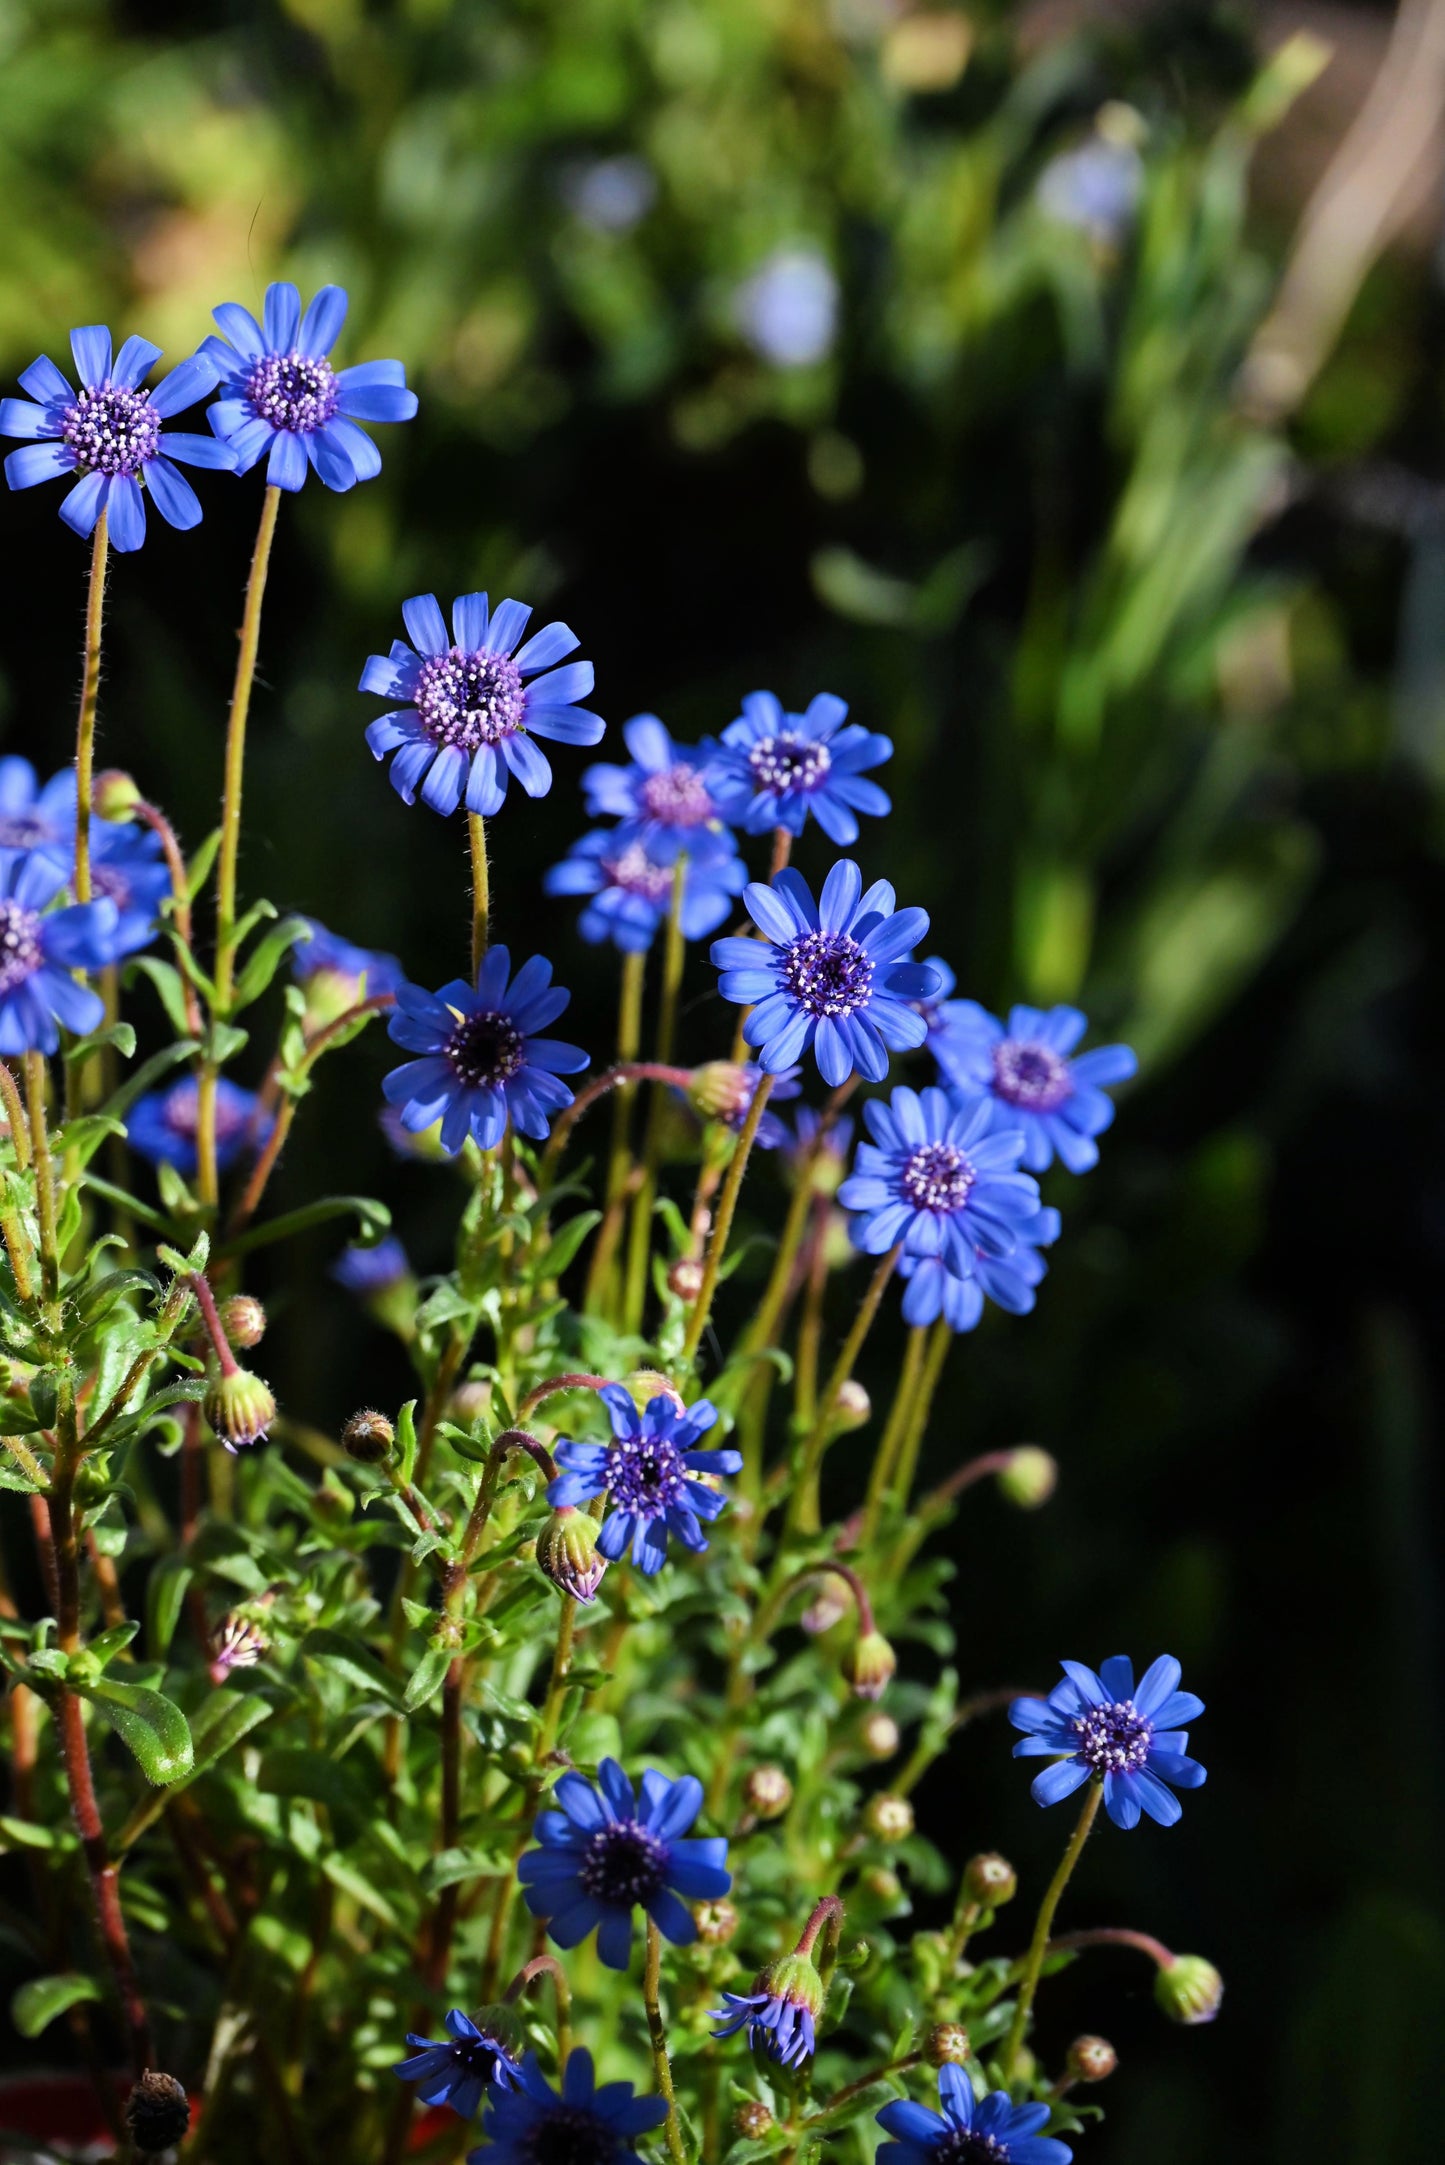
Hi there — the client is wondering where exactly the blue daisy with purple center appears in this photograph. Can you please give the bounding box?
[877,2065,1071,2165]
[126,1078,273,1179]
[838,1085,1041,1275]
[703,689,891,844]
[543,828,746,953]
[1010,1656,1206,1829]
[897,1202,1060,1331]
[0,849,123,1054]
[548,1384,742,1574]
[471,2049,666,2165]
[933,1001,1136,1174]
[582,713,728,863]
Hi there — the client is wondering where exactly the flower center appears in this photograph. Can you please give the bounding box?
[0,814,55,849]
[60,384,160,477]
[900,1140,975,1214]
[747,731,832,797]
[416,648,527,753]
[606,1430,687,1515]
[521,2104,620,2165]
[1072,1696,1154,1776]
[92,864,132,910]
[446,1008,526,1091]
[780,929,874,1019]
[935,2133,1010,2165]
[0,899,42,996]
[245,349,340,434]
[450,2032,507,2083]
[601,844,674,904]
[639,762,714,827]
[577,1818,670,1905]
[992,1038,1071,1112]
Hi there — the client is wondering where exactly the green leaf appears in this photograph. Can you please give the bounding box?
[186,1690,274,1778]
[298,1628,404,1710]
[256,1747,373,1820]
[87,1620,139,1670]
[395,1399,418,1487]
[205,1021,250,1065]
[184,826,222,899]
[65,1021,136,1065]
[146,1560,193,1659]
[128,958,196,1040]
[402,1641,452,1712]
[102,1038,201,1125]
[219,1193,390,1261]
[803,2080,899,2132]
[50,1114,124,1170]
[75,1676,194,1785]
[541,1210,603,1278]
[231,912,312,1013]
[12,1972,103,2038]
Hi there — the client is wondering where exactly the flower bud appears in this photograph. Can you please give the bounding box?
[203,1368,275,1453]
[863,1793,913,1843]
[535,1507,607,1603]
[861,1865,902,1903]
[843,1628,897,1702]
[125,2071,191,2152]
[342,1408,395,1465]
[822,1208,854,1270]
[861,1710,900,1759]
[963,1852,1017,1907]
[743,1765,793,1820]
[830,1378,871,1432]
[667,1257,704,1303]
[219,1293,267,1350]
[623,1368,686,1414]
[996,1445,1058,1509]
[756,1950,826,2026]
[924,2022,971,2067]
[694,1897,738,1944]
[1066,2035,1117,2083]
[209,1613,267,1685]
[1154,1954,1223,2026]
[801,1571,853,1635]
[734,2102,773,2139]
[464,2001,526,2067]
[93,769,143,821]
[688,1061,754,1122]
[449,1379,492,1427]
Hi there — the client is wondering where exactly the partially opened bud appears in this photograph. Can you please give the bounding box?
[843,1628,897,1702]
[623,1368,686,1414]
[125,2072,191,2153]
[204,1368,275,1453]
[996,1445,1058,1509]
[219,1293,267,1350]
[535,1507,607,1603]
[830,1378,871,1432]
[801,1571,853,1635]
[342,1409,394,1465]
[925,2022,970,2067]
[1154,1953,1223,2025]
[667,1257,704,1303]
[861,1710,900,1759]
[743,1765,793,1820]
[1066,2035,1117,2083]
[694,1897,738,1944]
[688,1062,753,1122]
[963,1852,1016,1907]
[93,769,143,821]
[209,1613,267,1685]
[863,1793,913,1843]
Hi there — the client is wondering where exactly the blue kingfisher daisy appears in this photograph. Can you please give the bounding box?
[1010,1656,1206,1829]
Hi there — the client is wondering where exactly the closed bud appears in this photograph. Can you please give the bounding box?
[996,1446,1058,1509]
[861,1865,902,1903]
[463,2000,526,2067]
[219,1293,267,1350]
[861,1710,900,1759]
[863,1793,913,1843]
[830,1378,871,1432]
[733,2102,773,2140]
[924,2022,971,2068]
[209,1613,267,1684]
[688,1061,754,1122]
[125,2071,190,2152]
[448,1379,492,1427]
[694,1897,738,1944]
[1154,1953,1223,2026]
[623,1368,686,1414]
[743,1765,793,1819]
[93,768,143,821]
[535,1507,607,1603]
[801,1570,853,1635]
[963,1852,1016,1907]
[342,1408,394,1464]
[756,1950,826,2025]
[822,1208,854,1270]
[667,1257,704,1303]
[203,1368,275,1453]
[843,1628,897,1702]
[1066,2036,1117,2083]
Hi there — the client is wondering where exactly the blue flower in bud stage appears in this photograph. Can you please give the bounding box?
[898,1205,1060,1331]
[127,1078,273,1178]
[0,761,77,856]
[784,1102,855,1184]
[89,820,172,957]
[582,714,729,863]
[473,2050,667,2165]
[877,2065,1071,2165]
[543,829,746,953]
[382,947,588,1156]
[839,1086,1041,1277]
[362,592,601,819]
[517,1756,731,1969]
[199,282,417,492]
[292,919,403,998]
[932,1002,1137,1174]
[711,861,939,1088]
[0,327,233,548]
[1010,1656,1206,1829]
[704,690,891,844]
[711,1952,826,2069]
[548,1384,742,1573]
[393,2008,521,2116]
[0,850,122,1053]
[331,1235,410,1296]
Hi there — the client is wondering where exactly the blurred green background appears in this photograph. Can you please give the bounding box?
[3,1,1444,2158]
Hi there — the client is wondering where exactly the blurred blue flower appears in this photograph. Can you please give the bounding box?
[362,592,601,818]
[393,2009,520,2116]
[1010,1656,1207,1830]
[473,2049,666,2165]
[839,1086,1040,1275]
[331,1236,410,1296]
[292,919,403,997]
[90,820,172,957]
[582,714,727,863]
[734,246,838,368]
[712,860,939,1088]
[518,1756,730,1969]
[933,1002,1137,1173]
[715,1061,800,1150]
[878,2065,1071,2165]
[382,946,588,1156]
[127,1077,273,1177]
[199,282,416,492]
[0,761,76,855]
[0,849,120,1053]
[898,1203,1060,1330]
[549,1384,742,1574]
[561,155,657,232]
[543,829,746,953]
[704,690,891,845]
[0,326,232,548]
[783,1101,855,1182]
[1037,136,1143,246]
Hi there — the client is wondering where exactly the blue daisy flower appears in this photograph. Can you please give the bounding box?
[877,2065,1071,2165]
[381,946,588,1156]
[126,1077,273,1178]
[703,689,891,844]
[0,326,233,549]
[932,1001,1137,1174]
[472,2049,667,2165]
[292,918,403,997]
[331,1236,410,1297]
[393,2009,520,2117]
[361,592,601,819]
[897,1204,1060,1330]
[517,1756,731,1969]
[582,713,730,863]
[0,849,122,1054]
[1010,1656,1207,1830]
[711,860,940,1088]
[199,281,417,492]
[548,1384,742,1574]
[782,1102,855,1185]
[710,1954,826,2069]
[0,761,78,856]
[543,828,746,953]
[838,1085,1041,1275]
[89,820,172,957]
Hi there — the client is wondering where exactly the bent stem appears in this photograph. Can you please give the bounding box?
[680,1073,775,1368]
[644,1917,687,2165]
[505,1954,573,2074]
[1001,1781,1103,2083]
[73,511,110,904]
[468,812,490,978]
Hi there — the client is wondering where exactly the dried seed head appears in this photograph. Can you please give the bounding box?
[125,2072,191,2153]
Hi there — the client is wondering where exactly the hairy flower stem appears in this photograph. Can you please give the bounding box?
[538,1062,694,1179]
[23,1055,60,1305]
[888,1315,953,1510]
[892,1686,1032,1800]
[505,1954,573,2073]
[680,1072,775,1368]
[1002,1781,1102,2083]
[644,1917,688,2165]
[784,1243,902,1537]
[859,1323,926,1546]
[199,481,281,1207]
[584,950,646,1313]
[189,1272,238,1375]
[72,511,109,904]
[468,812,490,977]
[0,1061,36,1302]
[478,1599,578,1999]
[624,856,687,1333]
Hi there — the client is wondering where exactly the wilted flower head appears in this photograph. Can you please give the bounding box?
[124,2072,192,2153]
[711,1950,826,2069]
[394,2006,523,2116]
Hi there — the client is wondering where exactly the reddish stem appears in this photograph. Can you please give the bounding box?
[516,1374,615,1423]
[189,1273,236,1376]
[57,1689,153,2071]
[795,1892,844,1958]
[1049,1926,1175,1969]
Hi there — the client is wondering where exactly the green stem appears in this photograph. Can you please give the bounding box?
[23,1055,59,1306]
[469,812,490,979]
[679,1074,775,1369]
[72,512,109,906]
[888,1316,953,1510]
[1001,1781,1102,2082]
[623,856,687,1333]
[644,1917,687,2165]
[860,1324,927,1547]
[784,1244,901,1537]
[583,950,646,1314]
